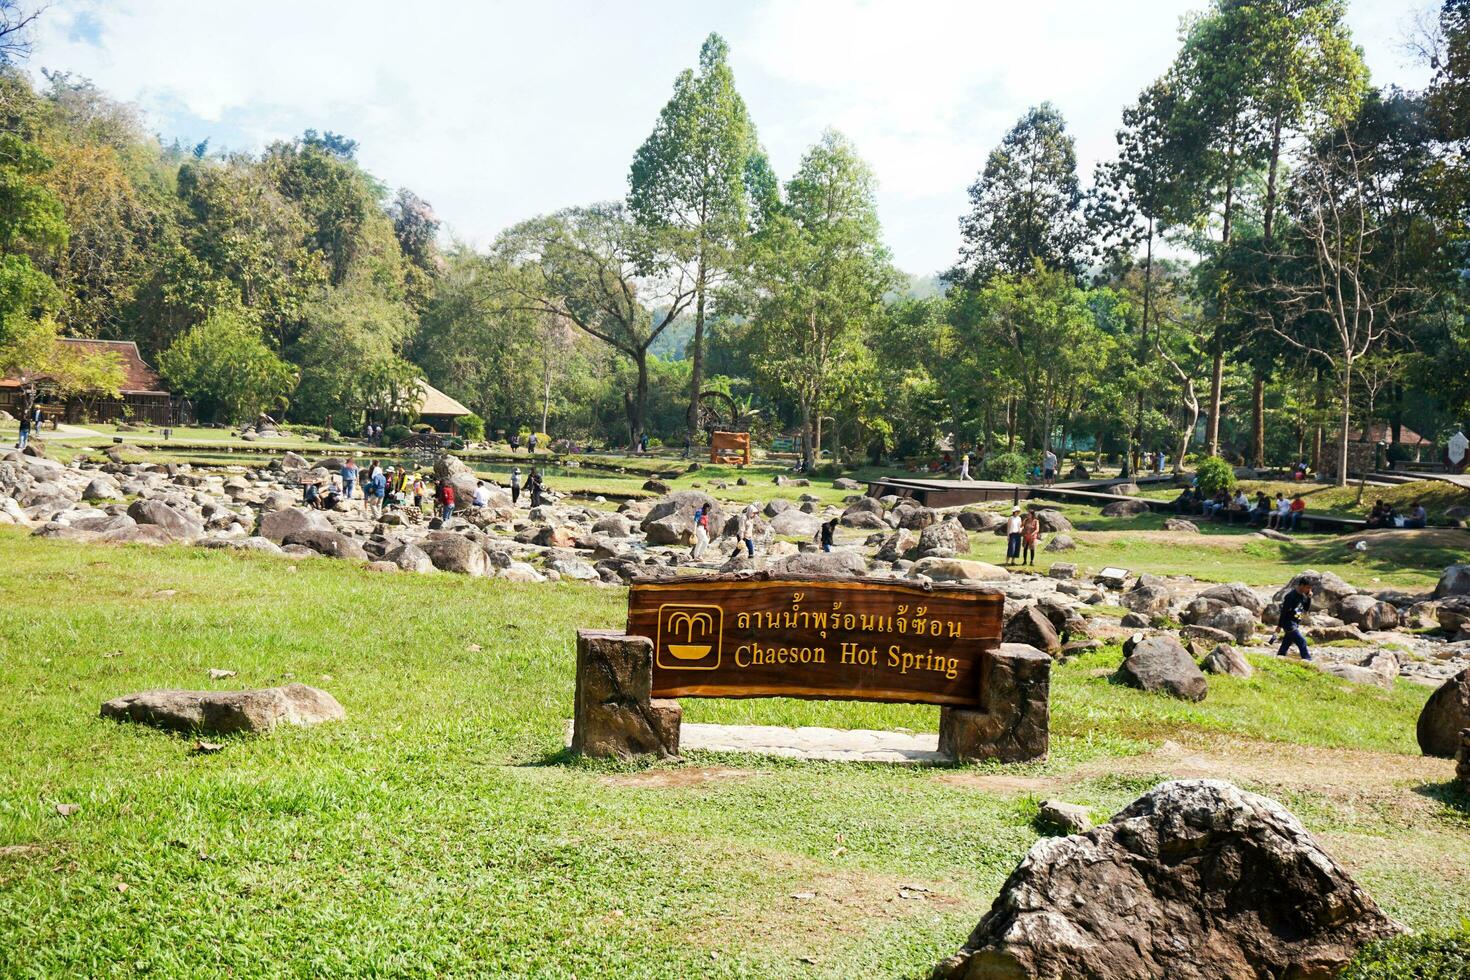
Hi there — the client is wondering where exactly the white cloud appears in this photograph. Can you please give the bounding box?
[31,0,1435,275]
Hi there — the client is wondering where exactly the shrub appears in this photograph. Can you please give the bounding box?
[411,423,433,434]
[384,423,412,445]
[1341,926,1470,979]
[1386,442,1415,464]
[458,413,486,441]
[981,451,1029,484]
[1195,455,1236,497]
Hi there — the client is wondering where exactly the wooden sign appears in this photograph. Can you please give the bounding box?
[626,577,1003,707]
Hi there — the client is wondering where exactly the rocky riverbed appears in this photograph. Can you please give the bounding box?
[5,446,1469,687]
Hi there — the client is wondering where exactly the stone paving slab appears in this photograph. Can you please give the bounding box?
[568,720,948,763]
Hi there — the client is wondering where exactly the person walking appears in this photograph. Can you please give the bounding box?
[527,468,544,508]
[817,517,838,553]
[412,476,425,512]
[1275,577,1315,660]
[341,457,358,500]
[1021,510,1040,566]
[1042,448,1057,487]
[510,467,522,506]
[16,412,29,450]
[1004,506,1023,566]
[436,480,456,522]
[958,452,972,481]
[527,432,538,455]
[690,503,711,560]
[737,503,757,557]
[366,466,387,517]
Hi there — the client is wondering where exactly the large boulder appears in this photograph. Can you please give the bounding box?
[1043,534,1075,552]
[1417,668,1470,758]
[1201,605,1258,644]
[919,519,970,557]
[1200,643,1253,678]
[258,506,332,544]
[125,499,204,541]
[281,526,368,560]
[1116,634,1208,701]
[382,542,435,573]
[898,505,939,530]
[1162,517,1198,533]
[768,549,867,578]
[1101,498,1149,518]
[957,510,1001,531]
[640,491,722,543]
[932,779,1403,980]
[769,508,824,538]
[1032,509,1072,533]
[100,683,345,735]
[1432,564,1470,599]
[1338,594,1401,632]
[875,529,918,563]
[1004,606,1061,656]
[1198,582,1265,618]
[591,513,632,537]
[1276,570,1358,618]
[433,454,479,502]
[1121,584,1171,616]
[909,557,1010,583]
[418,533,490,576]
[1107,481,1142,496]
[1438,596,1470,634]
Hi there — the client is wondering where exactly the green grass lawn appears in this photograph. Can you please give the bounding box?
[1135,478,1470,524]
[1,530,1466,977]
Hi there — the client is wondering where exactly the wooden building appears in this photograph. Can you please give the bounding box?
[0,339,175,426]
[412,379,472,433]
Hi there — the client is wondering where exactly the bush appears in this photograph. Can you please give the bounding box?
[1386,442,1415,464]
[384,423,412,445]
[410,423,433,434]
[458,413,486,441]
[980,451,1029,484]
[1195,455,1236,497]
[1341,926,1470,979]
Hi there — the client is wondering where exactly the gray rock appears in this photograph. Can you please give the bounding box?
[100,683,345,735]
[1338,594,1401,632]
[1102,498,1150,517]
[1043,533,1075,552]
[1004,606,1061,655]
[908,557,1010,583]
[281,526,368,560]
[258,506,331,543]
[418,533,490,576]
[591,513,632,537]
[1201,643,1253,678]
[919,519,970,556]
[1032,509,1072,533]
[1201,605,1258,644]
[641,490,722,543]
[1277,569,1359,618]
[1162,517,1198,533]
[1121,584,1171,616]
[1037,799,1093,834]
[1180,624,1235,646]
[769,509,824,538]
[1048,562,1077,580]
[875,529,918,563]
[1116,634,1208,701]
[832,477,863,490]
[1439,596,1470,633]
[1120,612,1150,629]
[898,505,939,530]
[1417,669,1470,758]
[383,542,435,573]
[1433,564,1470,600]
[125,499,204,541]
[957,509,1001,531]
[933,780,1403,980]
[1198,582,1265,617]
[768,549,867,577]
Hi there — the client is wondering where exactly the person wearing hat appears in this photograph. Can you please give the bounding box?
[1005,506,1023,566]
[510,466,522,506]
[737,503,758,558]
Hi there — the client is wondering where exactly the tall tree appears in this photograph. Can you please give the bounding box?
[628,32,762,446]
[732,131,899,469]
[954,103,1085,285]
[495,203,695,444]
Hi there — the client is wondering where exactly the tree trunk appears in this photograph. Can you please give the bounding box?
[1335,362,1352,487]
[1250,371,1265,469]
[800,398,814,471]
[686,263,706,446]
[1005,398,1016,452]
[541,357,552,436]
[814,415,824,465]
[1206,342,1223,457]
[628,349,650,448]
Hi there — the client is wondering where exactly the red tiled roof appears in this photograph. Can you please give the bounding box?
[1344,424,1429,446]
[0,338,167,394]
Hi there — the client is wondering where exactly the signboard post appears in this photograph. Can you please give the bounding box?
[571,575,1049,763]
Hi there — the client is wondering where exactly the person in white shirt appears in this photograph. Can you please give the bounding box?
[1042,449,1058,487]
[958,453,973,481]
[1267,492,1290,529]
[472,482,488,508]
[1005,506,1023,566]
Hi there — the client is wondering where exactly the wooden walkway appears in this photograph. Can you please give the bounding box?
[865,473,1368,534]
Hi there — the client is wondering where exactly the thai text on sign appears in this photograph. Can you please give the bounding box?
[625,577,1003,707]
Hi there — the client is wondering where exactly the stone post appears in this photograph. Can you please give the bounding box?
[939,642,1050,763]
[571,629,682,760]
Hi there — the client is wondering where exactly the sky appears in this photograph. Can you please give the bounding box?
[30,0,1438,278]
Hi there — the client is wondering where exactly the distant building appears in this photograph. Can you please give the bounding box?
[0,339,176,426]
[412,379,471,433]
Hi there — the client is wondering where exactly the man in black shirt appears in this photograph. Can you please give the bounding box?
[1275,577,1315,660]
